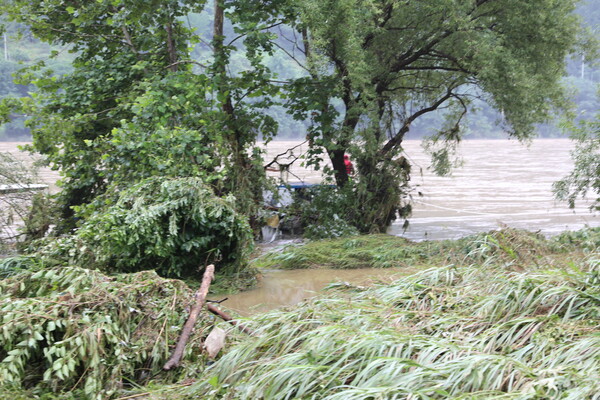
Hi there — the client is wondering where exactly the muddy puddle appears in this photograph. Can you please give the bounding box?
[220,266,417,316]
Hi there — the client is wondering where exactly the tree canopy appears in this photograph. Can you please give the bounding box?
[0,0,589,234]
[280,0,582,230]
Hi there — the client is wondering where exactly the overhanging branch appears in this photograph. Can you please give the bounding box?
[380,88,456,156]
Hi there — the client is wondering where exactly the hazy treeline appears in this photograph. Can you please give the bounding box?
[0,1,599,141]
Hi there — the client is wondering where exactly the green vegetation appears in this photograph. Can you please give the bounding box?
[1,0,274,233]
[255,228,600,271]
[0,265,207,399]
[555,111,600,211]
[288,0,584,231]
[43,177,253,278]
[106,228,598,400]
[0,228,598,399]
[0,1,598,397]
[0,0,593,235]
[184,258,600,399]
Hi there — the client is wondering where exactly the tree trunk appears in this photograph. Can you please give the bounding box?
[212,0,262,222]
[165,21,178,72]
[329,149,349,186]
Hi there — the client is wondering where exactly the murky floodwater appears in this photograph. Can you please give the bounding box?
[392,139,598,241]
[1,139,598,315]
[220,264,416,317]
[226,138,598,315]
[262,139,597,240]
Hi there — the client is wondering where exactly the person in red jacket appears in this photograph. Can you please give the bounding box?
[344,154,354,175]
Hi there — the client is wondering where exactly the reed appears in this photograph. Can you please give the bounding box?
[185,251,600,399]
[254,228,600,271]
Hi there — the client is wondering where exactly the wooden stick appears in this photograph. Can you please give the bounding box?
[163,264,215,370]
[206,303,257,336]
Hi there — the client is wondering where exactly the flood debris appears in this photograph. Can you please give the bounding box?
[203,327,227,359]
[1,228,598,399]
[0,265,209,399]
[164,264,215,370]
[207,303,257,337]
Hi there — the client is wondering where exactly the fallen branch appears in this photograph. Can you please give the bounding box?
[263,140,307,169]
[163,264,215,370]
[207,303,257,336]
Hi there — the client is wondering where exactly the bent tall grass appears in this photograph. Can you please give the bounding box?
[187,253,600,399]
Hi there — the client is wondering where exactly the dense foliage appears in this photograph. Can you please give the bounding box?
[0,0,591,235]
[2,1,600,141]
[44,177,253,278]
[0,0,277,235]
[0,3,598,399]
[281,0,583,231]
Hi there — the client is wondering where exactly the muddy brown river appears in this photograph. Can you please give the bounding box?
[1,139,598,315]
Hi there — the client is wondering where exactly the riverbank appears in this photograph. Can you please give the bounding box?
[220,227,600,315]
[1,228,598,399]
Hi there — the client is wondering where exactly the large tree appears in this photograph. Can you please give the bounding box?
[0,0,278,231]
[281,0,582,232]
[1,0,204,228]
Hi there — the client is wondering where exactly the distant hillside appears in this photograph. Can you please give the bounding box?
[0,19,74,140]
[1,1,598,141]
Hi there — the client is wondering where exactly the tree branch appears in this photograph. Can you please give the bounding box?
[163,264,215,370]
[206,304,257,336]
[271,41,310,73]
[380,88,456,156]
[227,22,284,47]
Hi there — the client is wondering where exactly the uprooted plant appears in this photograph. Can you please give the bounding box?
[0,264,211,399]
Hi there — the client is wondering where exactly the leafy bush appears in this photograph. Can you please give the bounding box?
[65,177,253,278]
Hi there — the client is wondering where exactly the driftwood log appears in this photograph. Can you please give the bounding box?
[206,303,257,336]
[163,264,215,370]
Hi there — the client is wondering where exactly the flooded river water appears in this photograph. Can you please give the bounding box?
[1,139,598,315]
[262,138,597,241]
[241,138,598,314]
